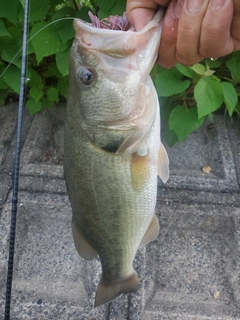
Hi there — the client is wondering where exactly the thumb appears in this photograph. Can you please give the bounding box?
[126,0,166,30]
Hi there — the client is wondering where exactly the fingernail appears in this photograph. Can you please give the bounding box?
[187,0,204,13]
[210,0,226,9]
[173,0,183,19]
[164,2,177,29]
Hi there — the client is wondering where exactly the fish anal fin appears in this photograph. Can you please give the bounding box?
[158,142,169,183]
[72,221,97,260]
[94,269,139,307]
[131,152,150,191]
[140,214,160,247]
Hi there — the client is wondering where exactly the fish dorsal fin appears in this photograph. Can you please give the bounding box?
[94,269,139,307]
[158,142,169,183]
[130,152,150,191]
[72,221,97,260]
[140,214,160,247]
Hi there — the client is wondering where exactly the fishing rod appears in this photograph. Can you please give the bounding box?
[4,0,30,319]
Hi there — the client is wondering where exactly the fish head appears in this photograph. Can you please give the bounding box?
[68,10,164,126]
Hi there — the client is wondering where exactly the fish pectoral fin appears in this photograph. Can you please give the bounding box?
[94,269,139,307]
[72,221,97,260]
[140,214,160,247]
[130,152,150,191]
[158,142,169,183]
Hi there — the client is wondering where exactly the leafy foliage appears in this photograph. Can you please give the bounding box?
[152,53,240,145]
[0,0,239,144]
[0,0,92,113]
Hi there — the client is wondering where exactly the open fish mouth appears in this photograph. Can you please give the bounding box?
[88,11,132,31]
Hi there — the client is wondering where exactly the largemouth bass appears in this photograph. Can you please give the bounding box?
[64,9,169,307]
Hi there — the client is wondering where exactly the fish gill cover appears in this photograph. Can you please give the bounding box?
[88,11,132,31]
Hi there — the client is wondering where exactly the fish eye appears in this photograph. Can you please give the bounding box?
[78,67,95,87]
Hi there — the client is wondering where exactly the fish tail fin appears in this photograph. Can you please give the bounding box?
[94,269,139,307]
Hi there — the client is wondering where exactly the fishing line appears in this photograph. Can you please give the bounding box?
[0,17,75,78]
[2,11,84,319]
[4,0,30,319]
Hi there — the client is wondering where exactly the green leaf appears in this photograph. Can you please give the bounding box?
[0,35,11,49]
[97,0,126,19]
[29,0,50,22]
[47,87,59,102]
[52,5,76,20]
[1,44,22,68]
[3,65,20,93]
[191,63,205,75]
[17,1,24,22]
[231,51,240,60]
[163,127,179,147]
[0,25,30,68]
[29,87,43,102]
[221,82,238,117]
[26,98,42,115]
[0,76,8,89]
[108,0,126,15]
[204,58,221,69]
[30,22,66,64]
[75,7,92,22]
[169,106,204,142]
[56,49,69,76]
[0,65,9,89]
[19,0,25,8]
[204,70,215,76]
[52,7,76,44]
[0,21,11,37]
[49,0,63,5]
[44,64,63,78]
[28,69,43,88]
[0,0,18,24]
[159,96,176,121]
[175,64,194,78]
[226,57,240,82]
[0,89,7,104]
[93,0,116,12]
[58,75,69,97]
[41,97,55,108]
[150,64,164,79]
[6,25,24,45]
[208,113,214,123]
[235,101,240,115]
[154,68,190,97]
[194,77,224,119]
[97,9,109,19]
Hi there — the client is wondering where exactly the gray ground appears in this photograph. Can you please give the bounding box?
[0,103,240,319]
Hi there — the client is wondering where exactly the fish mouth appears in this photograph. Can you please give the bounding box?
[88,11,132,31]
[73,10,164,56]
[74,10,163,34]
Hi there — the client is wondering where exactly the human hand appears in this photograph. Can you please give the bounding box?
[126,0,240,68]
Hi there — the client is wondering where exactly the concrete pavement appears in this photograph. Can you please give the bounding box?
[0,103,240,319]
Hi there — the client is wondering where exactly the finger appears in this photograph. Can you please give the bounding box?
[126,7,158,30]
[232,0,240,50]
[199,0,234,59]
[157,0,183,68]
[175,0,210,66]
[126,0,171,30]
